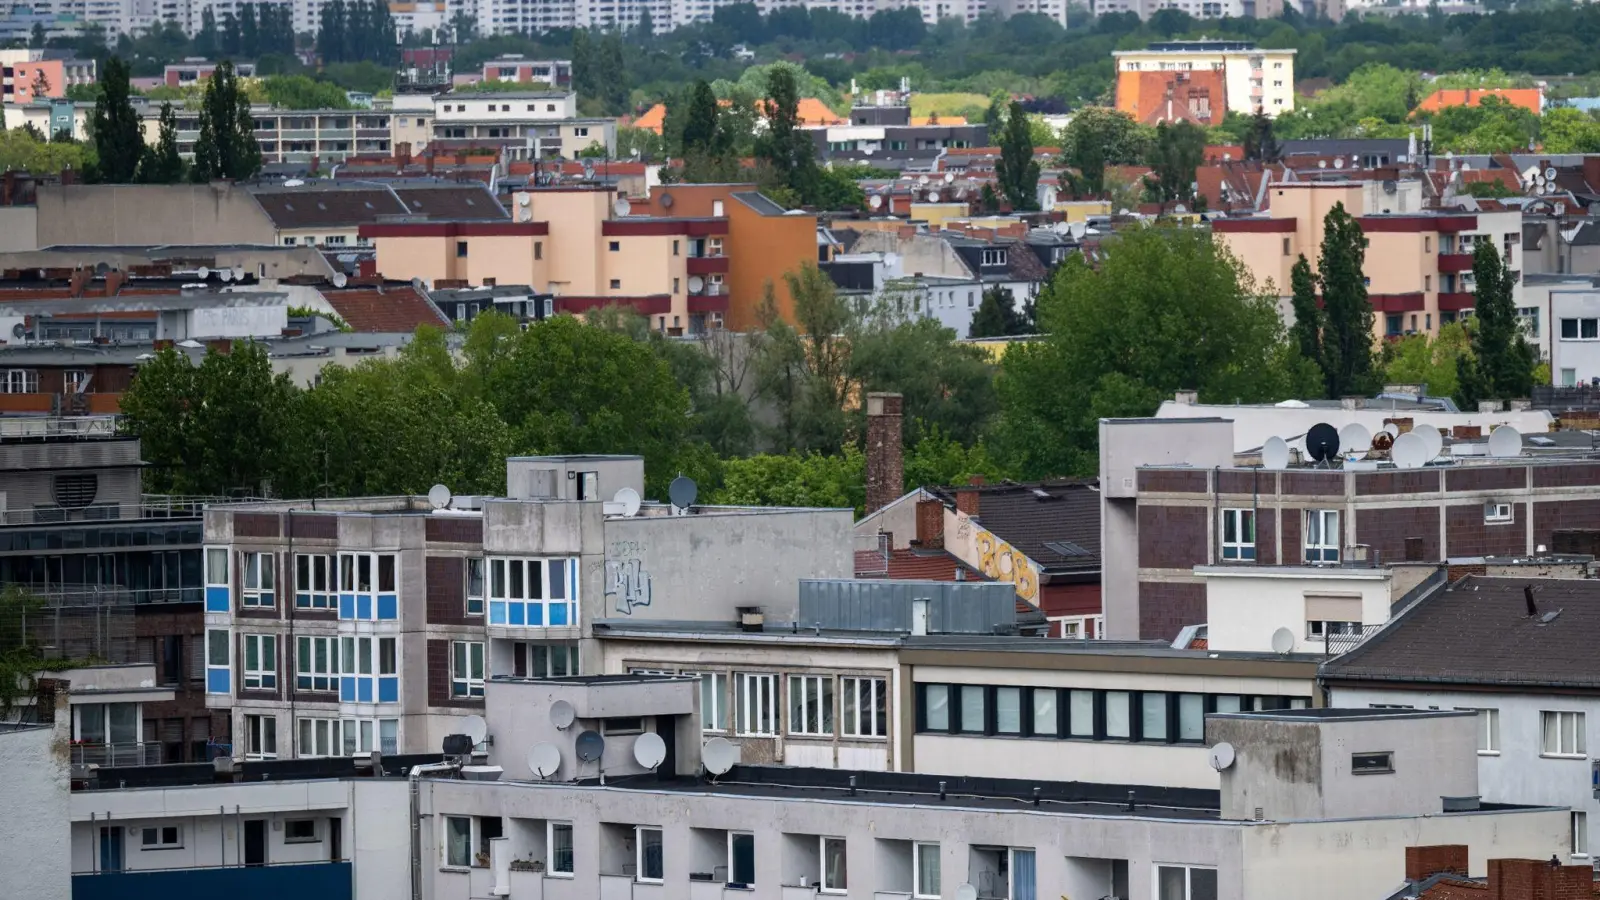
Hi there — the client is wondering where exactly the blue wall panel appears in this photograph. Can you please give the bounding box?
[75,863,352,900]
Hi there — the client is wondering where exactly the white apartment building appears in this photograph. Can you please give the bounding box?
[1114,40,1297,117]
[433,91,616,157]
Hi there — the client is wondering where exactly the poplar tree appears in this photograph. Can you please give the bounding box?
[192,61,262,182]
[1457,240,1537,404]
[1316,202,1378,398]
[995,99,1040,211]
[92,56,144,184]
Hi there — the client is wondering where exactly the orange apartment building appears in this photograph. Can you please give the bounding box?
[360,183,818,333]
[1213,181,1523,342]
[1,53,95,104]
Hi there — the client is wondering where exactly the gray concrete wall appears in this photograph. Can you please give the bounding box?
[35,183,276,247]
[0,206,38,252]
[600,509,853,623]
[506,457,645,502]
[484,677,701,780]
[0,725,69,900]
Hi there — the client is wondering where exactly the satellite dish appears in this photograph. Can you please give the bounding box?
[517,193,531,207]
[1209,742,1237,771]
[461,714,488,746]
[528,742,561,778]
[669,475,698,509]
[1333,157,1345,169]
[1306,423,1341,463]
[1381,422,1400,438]
[550,699,577,730]
[702,736,736,776]
[955,884,979,900]
[613,486,641,517]
[219,267,235,282]
[868,194,883,210]
[575,730,606,762]
[1390,431,1428,469]
[1413,423,1443,460]
[197,266,211,279]
[1261,436,1291,471]
[427,484,453,509]
[926,191,940,203]
[659,191,674,208]
[633,731,667,769]
[1547,166,1559,181]
[1487,425,1522,458]
[687,275,705,293]
[331,271,348,288]
[1270,627,1295,654]
[1338,423,1372,459]
[94,261,110,276]
[918,175,930,185]
[613,198,632,217]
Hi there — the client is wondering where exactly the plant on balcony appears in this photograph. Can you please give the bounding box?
[509,858,542,872]
[474,850,491,867]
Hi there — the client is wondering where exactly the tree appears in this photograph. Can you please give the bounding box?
[30,69,51,98]
[968,286,1030,338]
[1059,107,1149,196]
[1146,121,1206,208]
[1243,109,1280,162]
[30,22,45,48]
[1457,239,1537,405]
[1287,254,1323,375]
[91,56,143,183]
[1316,202,1379,398]
[137,102,186,184]
[755,65,819,204]
[990,226,1320,477]
[712,448,865,516]
[995,99,1040,211]
[191,60,262,182]
[1383,322,1471,401]
[194,6,219,57]
[754,265,853,452]
[680,80,723,157]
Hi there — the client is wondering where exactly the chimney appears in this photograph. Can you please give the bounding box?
[1173,389,1198,405]
[915,498,944,550]
[1508,398,1532,411]
[865,393,904,515]
[1585,156,1600,194]
[1479,400,1504,413]
[1486,857,1593,900]
[1404,846,1468,882]
[955,476,983,517]
[1453,425,1482,440]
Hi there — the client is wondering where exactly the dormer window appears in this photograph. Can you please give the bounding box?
[982,248,1007,267]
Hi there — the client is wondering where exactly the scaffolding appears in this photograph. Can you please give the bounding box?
[2,585,138,664]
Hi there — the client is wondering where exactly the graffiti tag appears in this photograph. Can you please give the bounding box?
[976,529,1039,602]
[606,556,653,615]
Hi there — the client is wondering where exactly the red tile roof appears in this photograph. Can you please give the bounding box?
[320,283,449,333]
[854,547,984,582]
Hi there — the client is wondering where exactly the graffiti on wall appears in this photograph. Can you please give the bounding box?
[605,540,653,615]
[975,527,1040,603]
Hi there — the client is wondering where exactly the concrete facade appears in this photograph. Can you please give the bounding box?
[34,183,276,248]
[0,724,70,900]
[1198,565,1393,654]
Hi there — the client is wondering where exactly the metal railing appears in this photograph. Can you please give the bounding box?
[0,496,219,527]
[71,741,163,768]
[28,584,203,608]
[0,415,118,439]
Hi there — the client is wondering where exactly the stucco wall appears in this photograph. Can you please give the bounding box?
[0,206,38,252]
[1201,568,1391,654]
[0,726,69,900]
[36,183,276,247]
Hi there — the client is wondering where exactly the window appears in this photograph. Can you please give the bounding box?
[241,552,275,607]
[1566,318,1600,340]
[1576,812,1589,858]
[282,236,297,246]
[1519,307,1540,338]
[915,843,941,899]
[637,826,663,882]
[1282,237,1291,256]
[207,548,229,586]
[1105,691,1132,740]
[452,641,485,698]
[736,672,777,736]
[548,822,574,876]
[296,554,333,609]
[959,685,987,733]
[299,717,339,756]
[574,126,589,137]
[1542,711,1587,757]
[995,686,1023,735]
[729,832,756,885]
[1485,501,1514,523]
[1177,693,1205,742]
[326,235,347,246]
[297,636,338,691]
[1156,865,1218,900]
[1308,620,1362,639]
[487,557,576,627]
[1424,236,1431,253]
[466,558,485,616]
[1460,707,1499,754]
[141,826,181,850]
[1351,751,1394,774]
[445,816,472,867]
[1141,692,1170,741]
[1305,509,1340,563]
[1220,508,1255,561]
[821,836,848,893]
[379,637,397,677]
[981,249,1007,267]
[243,634,276,690]
[1029,688,1058,737]
[456,241,468,258]
[285,819,319,843]
[672,240,680,256]
[609,279,622,289]
[840,676,887,737]
[922,684,950,731]
[244,713,276,759]
[789,675,833,736]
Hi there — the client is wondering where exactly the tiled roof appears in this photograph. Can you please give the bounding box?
[1416,87,1543,115]
[1322,576,1600,689]
[252,187,406,229]
[927,480,1101,574]
[392,184,508,220]
[320,282,449,333]
[854,547,984,582]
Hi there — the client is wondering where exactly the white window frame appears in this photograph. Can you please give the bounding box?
[788,674,833,736]
[444,815,472,868]
[727,831,756,885]
[1485,501,1514,524]
[284,819,319,843]
[296,553,334,609]
[1304,509,1340,563]
[1220,508,1255,560]
[914,842,941,899]
[1576,811,1590,858]
[981,249,1007,266]
[1155,863,1218,900]
[206,547,229,588]
[297,635,339,692]
[244,713,277,760]
[1458,707,1499,755]
[840,676,887,738]
[140,825,182,850]
[735,672,777,737]
[466,557,485,616]
[240,551,275,606]
[242,634,276,690]
[1542,710,1587,758]
[452,640,485,698]
[298,716,339,758]
[693,672,728,732]
[0,369,39,393]
[820,836,847,894]
[636,826,664,883]
[548,821,574,877]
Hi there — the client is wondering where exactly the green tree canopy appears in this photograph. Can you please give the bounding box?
[92,56,143,183]
[136,102,186,184]
[1457,239,1537,405]
[995,99,1040,211]
[1315,202,1379,398]
[191,60,262,181]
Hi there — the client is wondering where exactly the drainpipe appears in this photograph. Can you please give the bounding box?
[410,761,459,900]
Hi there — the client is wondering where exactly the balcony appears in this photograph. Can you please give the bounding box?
[74,861,352,900]
[1437,291,1476,311]
[688,292,730,314]
[71,740,162,768]
[1437,252,1474,273]
[686,255,729,275]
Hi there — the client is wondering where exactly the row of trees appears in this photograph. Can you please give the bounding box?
[193,4,296,61]
[90,57,260,184]
[315,0,400,66]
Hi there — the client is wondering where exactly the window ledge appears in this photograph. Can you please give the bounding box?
[439,866,470,874]
[1477,750,1501,757]
[546,872,575,879]
[1542,753,1589,760]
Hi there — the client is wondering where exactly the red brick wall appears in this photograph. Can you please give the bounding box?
[1533,463,1600,488]
[133,607,220,760]
[1139,581,1206,641]
[1356,506,1440,562]
[1038,582,1101,618]
[1281,506,1303,564]
[291,514,339,539]
[1138,505,1209,568]
[427,638,485,710]
[1356,470,1442,496]
[234,512,281,538]
[1282,472,1344,496]
[1255,508,1277,565]
[1137,470,1208,493]
[1405,845,1468,881]
[1486,858,1594,900]
[1445,504,1526,557]
[426,556,473,625]
[426,516,482,544]
[1217,470,1260,495]
[1445,466,1528,493]
[1533,499,1600,548]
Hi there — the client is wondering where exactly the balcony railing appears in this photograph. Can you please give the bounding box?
[0,496,213,527]
[71,741,162,768]
[0,415,117,439]
[1437,252,1475,273]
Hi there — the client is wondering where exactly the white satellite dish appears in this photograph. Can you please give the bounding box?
[219,267,235,282]
[197,266,211,279]
[1413,423,1443,460]
[1546,166,1559,181]
[613,487,641,517]
[614,198,632,217]
[1487,425,1522,458]
[518,193,531,207]
[868,194,883,210]
[1391,431,1428,469]
[461,714,488,746]
[1261,436,1291,471]
[528,742,561,779]
[1382,422,1400,438]
[427,484,453,509]
[702,737,737,776]
[1338,423,1372,459]
[550,699,576,730]
[331,271,347,288]
[687,275,705,293]
[1209,741,1237,771]
[944,172,955,183]
[633,731,667,769]
[1270,627,1295,654]
[1333,157,1345,169]
[955,884,979,900]
[926,191,940,203]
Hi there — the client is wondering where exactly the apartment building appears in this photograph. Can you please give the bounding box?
[134,104,390,164]
[812,101,989,168]
[431,90,616,159]
[478,55,573,87]
[1115,41,1296,120]
[0,50,95,105]
[162,58,257,88]
[1213,181,1524,342]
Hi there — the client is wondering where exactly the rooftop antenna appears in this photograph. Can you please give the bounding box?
[1390,431,1427,469]
[1305,422,1341,466]
[1338,423,1372,461]
[702,737,736,780]
[1413,423,1443,461]
[613,486,641,517]
[1487,425,1523,458]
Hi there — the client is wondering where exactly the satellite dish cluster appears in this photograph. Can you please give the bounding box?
[1259,420,1522,470]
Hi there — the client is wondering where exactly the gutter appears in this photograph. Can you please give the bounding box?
[410,761,460,900]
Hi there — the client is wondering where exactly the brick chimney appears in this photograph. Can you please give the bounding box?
[396,142,412,169]
[864,392,904,516]
[1486,857,1594,900]
[915,498,944,550]
[955,475,983,517]
[1405,845,1468,882]
[1585,155,1600,194]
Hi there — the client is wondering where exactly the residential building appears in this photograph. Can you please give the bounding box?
[163,58,257,87]
[1324,575,1600,865]
[0,50,95,104]
[812,101,988,168]
[1416,87,1545,117]
[134,104,392,164]
[0,721,69,900]
[1531,277,1600,386]
[478,56,572,87]
[432,91,615,159]
[1115,41,1297,119]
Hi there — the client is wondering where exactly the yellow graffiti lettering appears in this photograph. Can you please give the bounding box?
[974,528,1039,603]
